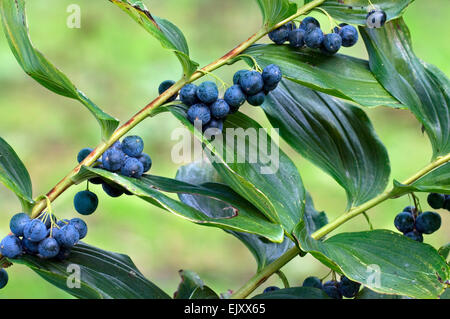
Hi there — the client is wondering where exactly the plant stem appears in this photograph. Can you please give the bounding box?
[276,270,290,288]
[230,153,450,299]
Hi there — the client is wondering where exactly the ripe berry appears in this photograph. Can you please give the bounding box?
[288,28,305,48]
[394,211,415,233]
[305,28,324,49]
[210,99,230,119]
[247,91,266,106]
[0,235,22,258]
[180,84,199,106]
[38,237,60,259]
[427,193,445,209]
[69,218,88,240]
[403,206,414,214]
[121,157,144,178]
[268,24,290,44]
[158,80,178,102]
[415,211,441,234]
[285,21,296,31]
[404,230,423,242]
[23,219,47,242]
[339,276,361,298]
[323,280,342,299]
[337,24,358,47]
[366,10,387,28]
[37,212,57,229]
[233,70,248,85]
[239,71,264,95]
[55,247,72,261]
[22,238,40,254]
[122,135,144,158]
[197,81,219,104]
[111,141,122,150]
[56,224,80,248]
[102,182,124,198]
[302,276,323,289]
[262,64,282,88]
[322,33,342,54]
[102,148,125,171]
[10,212,31,236]
[138,153,152,173]
[0,269,8,289]
[203,119,224,133]
[224,85,246,112]
[187,103,211,125]
[77,147,93,163]
[263,286,280,293]
[444,195,450,210]
[74,190,99,215]
[300,17,320,32]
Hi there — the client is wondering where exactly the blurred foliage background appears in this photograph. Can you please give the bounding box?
[0,0,449,298]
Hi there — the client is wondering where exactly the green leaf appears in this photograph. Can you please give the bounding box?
[174,270,204,299]
[0,137,33,213]
[243,44,402,108]
[110,0,198,78]
[0,0,119,140]
[73,166,284,242]
[355,288,406,299]
[254,0,297,28]
[252,287,330,299]
[13,242,170,299]
[438,243,450,261]
[360,18,450,158]
[305,0,414,25]
[189,286,220,299]
[263,79,390,209]
[165,105,305,236]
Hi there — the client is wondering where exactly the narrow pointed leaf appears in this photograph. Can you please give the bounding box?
[255,0,297,28]
[174,270,204,299]
[189,286,220,299]
[355,288,406,299]
[253,287,330,299]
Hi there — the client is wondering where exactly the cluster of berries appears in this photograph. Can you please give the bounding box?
[268,17,358,55]
[0,212,87,261]
[394,206,442,242]
[427,193,450,211]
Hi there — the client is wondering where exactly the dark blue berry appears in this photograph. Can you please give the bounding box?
[288,28,305,48]
[305,28,324,49]
[10,213,30,236]
[300,17,320,32]
[339,276,361,298]
[224,85,246,112]
[0,269,8,289]
[323,280,342,299]
[403,206,414,213]
[180,84,199,106]
[302,276,323,289]
[57,219,70,228]
[187,103,211,125]
[0,235,22,258]
[122,135,144,157]
[322,33,342,54]
[56,224,80,248]
[394,211,415,233]
[263,286,280,293]
[22,238,39,254]
[37,212,57,229]
[338,25,358,47]
[268,24,290,44]
[23,219,47,242]
[111,141,122,150]
[138,153,152,173]
[102,148,125,171]
[158,80,178,102]
[121,157,144,178]
[210,99,230,119]
[69,218,88,240]
[247,91,266,106]
[263,82,278,93]
[197,81,219,104]
[415,211,441,234]
[262,64,282,87]
[77,147,93,163]
[366,10,387,28]
[55,246,72,261]
[444,196,450,211]
[102,182,124,198]
[427,193,445,209]
[239,71,264,95]
[38,237,60,259]
[404,230,423,242]
[233,70,248,85]
[74,190,98,215]
[203,119,224,133]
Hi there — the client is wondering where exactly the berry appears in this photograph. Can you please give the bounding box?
[0,269,8,289]
[268,24,290,44]
[77,147,93,163]
[233,70,248,85]
[187,103,211,125]
[300,17,320,32]
[22,238,39,254]
[394,211,415,233]
[122,135,144,157]
[263,286,280,293]
[366,10,387,29]
[180,84,199,106]
[9,213,30,236]
[37,212,57,229]
[138,153,152,173]
[403,206,414,214]
[285,21,296,31]
[69,218,88,240]
[203,119,224,133]
[0,235,22,258]
[444,196,450,210]
[323,280,342,299]
[55,247,72,261]
[263,82,278,93]
[224,85,246,112]
[102,182,124,198]
[38,238,60,259]
[57,219,70,228]
[337,24,358,47]
[121,157,144,178]
[23,219,47,242]
[415,211,441,234]
[56,224,80,248]
[197,81,219,104]
[339,276,361,298]
[305,28,324,49]
[288,28,305,48]
[302,276,323,289]
[262,64,282,87]
[74,190,99,215]
[158,80,178,102]
[427,193,445,209]
[322,33,342,54]
[210,99,230,119]
[247,91,266,106]
[111,141,122,150]
[102,148,125,171]
[239,71,264,95]
[404,230,423,242]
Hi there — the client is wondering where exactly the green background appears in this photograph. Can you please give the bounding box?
[0,0,449,298]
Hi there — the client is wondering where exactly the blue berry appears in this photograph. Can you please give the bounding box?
[10,213,30,236]
[210,99,230,119]
[0,235,22,258]
[262,64,282,87]
[338,24,358,47]
[444,196,450,211]
[74,190,98,215]
[263,82,278,93]
[288,28,305,48]
[55,247,72,261]
[0,269,8,289]
[247,91,266,106]
[37,212,57,229]
[415,211,441,234]
[180,84,199,106]
[394,211,415,233]
[102,148,125,171]
[339,276,361,298]
[268,24,290,44]
[187,103,211,125]
[322,33,342,54]
[305,28,324,49]
[427,193,445,209]
[102,182,124,198]
[233,70,248,85]
[197,81,218,104]
[239,71,264,95]
[203,119,224,133]
[23,219,47,242]
[111,141,122,151]
[302,276,323,289]
[69,218,88,240]
[22,238,40,254]
[138,153,152,173]
[122,135,144,157]
[57,219,70,228]
[56,224,80,248]
[38,238,60,259]
[300,17,320,32]
[404,230,423,242]
[403,206,415,214]
[121,157,144,178]
[366,10,387,28]
[158,80,178,102]
[263,286,280,293]
[323,280,342,299]
[77,147,93,163]
[224,85,246,112]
